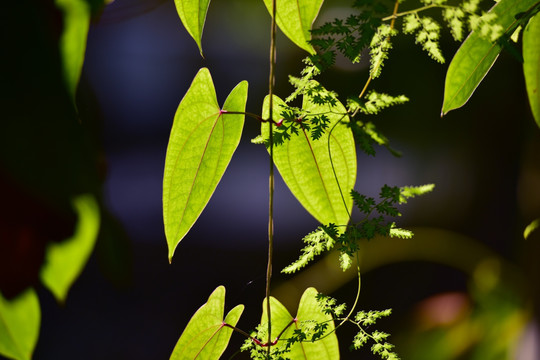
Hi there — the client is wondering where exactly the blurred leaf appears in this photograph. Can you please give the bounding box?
[170,286,243,360]
[95,211,133,289]
[523,13,540,127]
[174,0,211,56]
[262,93,356,228]
[40,194,100,303]
[163,68,248,261]
[524,218,540,239]
[261,287,339,359]
[0,289,40,360]
[262,0,323,54]
[55,0,91,100]
[441,0,538,115]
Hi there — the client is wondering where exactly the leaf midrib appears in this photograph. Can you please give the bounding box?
[168,110,222,242]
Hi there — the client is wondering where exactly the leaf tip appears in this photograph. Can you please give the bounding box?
[168,245,177,264]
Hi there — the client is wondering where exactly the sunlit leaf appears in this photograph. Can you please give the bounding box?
[174,0,211,55]
[524,218,540,239]
[262,93,356,228]
[441,0,538,115]
[262,0,323,54]
[55,0,91,100]
[163,68,248,261]
[170,286,243,360]
[523,13,540,127]
[0,289,40,360]
[40,194,100,303]
[261,287,340,359]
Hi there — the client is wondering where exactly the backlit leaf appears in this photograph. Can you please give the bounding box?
[262,92,356,228]
[0,289,40,360]
[163,68,248,261]
[55,0,91,101]
[523,13,540,127]
[170,286,243,360]
[260,287,340,359]
[174,0,211,55]
[40,194,100,303]
[524,218,540,239]
[262,0,324,54]
[441,0,538,115]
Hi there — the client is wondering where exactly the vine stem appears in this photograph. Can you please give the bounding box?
[316,252,362,341]
[381,3,441,21]
[327,114,352,219]
[266,0,277,357]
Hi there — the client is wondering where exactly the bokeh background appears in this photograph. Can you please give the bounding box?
[2,0,540,359]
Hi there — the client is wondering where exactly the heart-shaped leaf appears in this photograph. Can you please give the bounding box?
[170,286,243,360]
[174,0,211,56]
[523,12,540,127]
[40,194,100,303]
[441,0,539,115]
[0,289,40,360]
[262,0,324,54]
[260,287,340,359]
[262,92,356,228]
[163,68,248,261]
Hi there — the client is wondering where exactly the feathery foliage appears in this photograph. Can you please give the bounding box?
[282,227,336,274]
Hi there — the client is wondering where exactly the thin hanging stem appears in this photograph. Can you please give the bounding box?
[266,0,277,357]
[327,114,352,219]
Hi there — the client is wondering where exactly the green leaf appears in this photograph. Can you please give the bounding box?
[0,289,40,360]
[170,286,243,360]
[262,92,356,228]
[163,68,248,261]
[261,287,340,359]
[523,12,540,127]
[174,0,211,56]
[262,0,324,54]
[524,218,540,239]
[441,0,539,115]
[55,0,91,100]
[40,194,100,303]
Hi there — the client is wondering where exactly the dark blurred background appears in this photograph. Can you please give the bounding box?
[2,0,540,359]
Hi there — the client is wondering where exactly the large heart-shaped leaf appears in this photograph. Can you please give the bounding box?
[40,194,100,303]
[163,68,248,261]
[441,0,539,115]
[170,286,243,360]
[523,12,540,127]
[262,93,356,228]
[174,0,211,56]
[262,0,324,54]
[0,289,40,360]
[55,0,91,101]
[260,287,340,359]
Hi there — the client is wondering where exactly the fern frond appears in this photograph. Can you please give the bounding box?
[282,227,336,274]
[369,24,397,78]
[403,14,421,34]
[462,0,481,14]
[359,91,409,115]
[415,16,445,63]
[443,7,466,41]
[399,184,435,203]
[251,135,264,144]
[468,12,504,42]
[389,224,414,239]
[339,251,353,271]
